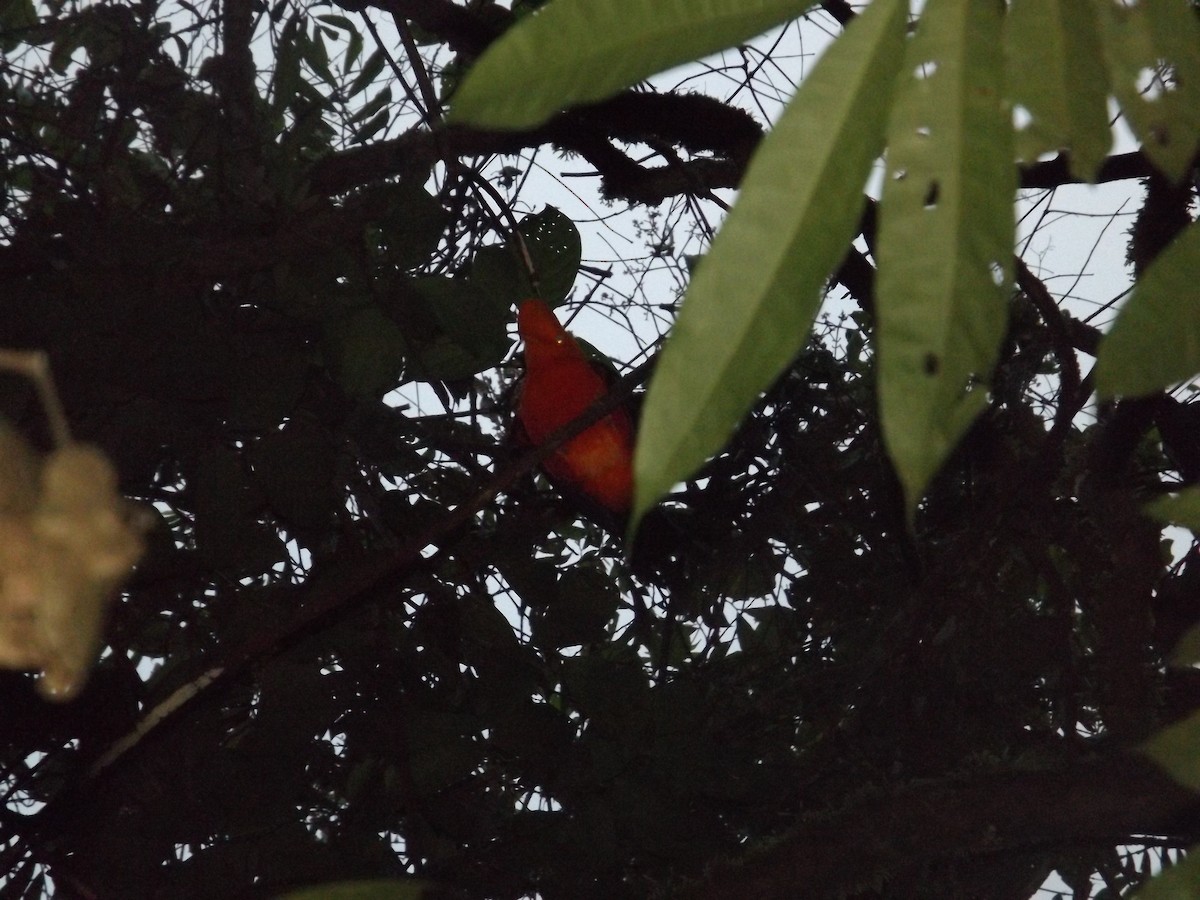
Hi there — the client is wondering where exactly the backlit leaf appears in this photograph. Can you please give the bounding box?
[1144,486,1200,532]
[876,0,1014,516]
[1095,221,1200,398]
[633,0,906,522]
[1095,0,1200,182]
[1132,850,1200,900]
[1005,0,1110,180]
[1142,708,1200,792]
[448,0,817,129]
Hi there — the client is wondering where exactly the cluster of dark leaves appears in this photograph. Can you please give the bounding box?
[1,1,1199,898]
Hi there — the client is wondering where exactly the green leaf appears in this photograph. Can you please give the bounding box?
[192,447,282,575]
[1095,0,1200,183]
[1132,850,1200,900]
[405,277,512,381]
[876,0,1014,517]
[252,419,337,532]
[522,206,582,302]
[1095,222,1200,398]
[349,86,391,124]
[447,0,818,130]
[271,15,303,111]
[534,568,620,649]
[348,48,385,100]
[345,25,363,70]
[277,878,431,900]
[1145,486,1200,532]
[314,13,354,31]
[471,244,526,308]
[298,21,335,86]
[352,108,389,143]
[513,0,554,15]
[1142,708,1200,792]
[470,205,581,308]
[323,306,408,397]
[1167,622,1200,669]
[1,0,37,52]
[632,0,907,523]
[372,181,448,271]
[48,24,83,74]
[1004,0,1111,180]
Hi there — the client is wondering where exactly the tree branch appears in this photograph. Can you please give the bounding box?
[1014,257,1086,430]
[307,91,762,202]
[819,0,856,26]
[1020,150,1155,189]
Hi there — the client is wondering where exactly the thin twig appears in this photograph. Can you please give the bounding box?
[0,349,72,446]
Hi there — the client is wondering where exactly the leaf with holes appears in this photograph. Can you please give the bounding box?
[470,206,581,308]
[876,0,1014,517]
[1005,0,1110,180]
[1095,0,1200,183]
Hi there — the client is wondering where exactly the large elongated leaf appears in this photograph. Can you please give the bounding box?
[1095,0,1200,183]
[1145,486,1200,533]
[1132,850,1200,900]
[632,0,907,524]
[1166,620,1200,669]
[1143,708,1200,793]
[1004,0,1111,180]
[447,0,817,130]
[876,0,1014,517]
[1095,221,1200,398]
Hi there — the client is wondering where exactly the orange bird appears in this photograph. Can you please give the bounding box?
[516,298,634,515]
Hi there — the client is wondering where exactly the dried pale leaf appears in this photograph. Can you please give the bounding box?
[0,419,56,676]
[30,541,116,699]
[32,445,144,698]
[37,445,145,580]
[0,423,39,514]
[0,443,144,700]
[0,518,48,669]
[0,514,108,698]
